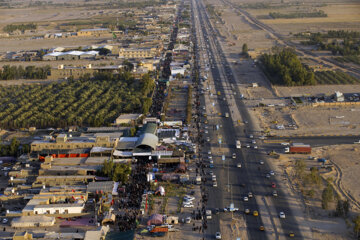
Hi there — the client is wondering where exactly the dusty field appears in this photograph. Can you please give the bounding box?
[0,36,110,52]
[275,84,360,97]
[211,6,276,51]
[242,3,360,35]
[0,6,119,28]
[254,104,360,136]
[312,145,360,210]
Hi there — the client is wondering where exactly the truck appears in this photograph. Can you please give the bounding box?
[206,210,212,219]
[236,140,241,149]
[284,143,311,154]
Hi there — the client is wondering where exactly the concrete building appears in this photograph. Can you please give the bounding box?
[119,47,159,59]
[77,28,110,37]
[11,216,55,228]
[33,203,84,215]
[31,134,117,152]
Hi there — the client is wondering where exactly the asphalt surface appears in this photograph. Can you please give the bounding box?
[192,0,303,239]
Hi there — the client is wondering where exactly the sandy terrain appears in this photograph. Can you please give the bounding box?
[0,36,110,52]
[275,84,360,97]
[241,3,360,35]
[312,145,360,210]
[254,104,360,136]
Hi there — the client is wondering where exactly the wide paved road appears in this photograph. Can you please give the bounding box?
[192,0,303,239]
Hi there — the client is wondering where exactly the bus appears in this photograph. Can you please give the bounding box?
[236,140,241,149]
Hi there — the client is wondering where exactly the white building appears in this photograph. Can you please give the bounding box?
[34,203,84,215]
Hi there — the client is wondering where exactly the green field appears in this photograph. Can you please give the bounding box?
[314,71,360,84]
[0,73,154,129]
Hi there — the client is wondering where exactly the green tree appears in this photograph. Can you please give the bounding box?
[295,159,306,180]
[242,43,248,56]
[354,215,360,238]
[321,184,334,209]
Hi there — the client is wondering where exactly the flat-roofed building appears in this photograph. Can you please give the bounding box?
[119,47,159,59]
[77,28,110,37]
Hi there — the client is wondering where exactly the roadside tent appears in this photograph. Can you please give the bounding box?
[147,214,163,226]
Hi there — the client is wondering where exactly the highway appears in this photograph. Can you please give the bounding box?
[192,0,303,239]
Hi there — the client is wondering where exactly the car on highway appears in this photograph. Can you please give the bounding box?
[260,160,264,165]
[279,212,286,219]
[266,174,270,179]
[209,160,214,164]
[208,151,212,155]
[205,130,209,134]
[271,182,276,188]
[209,164,214,168]
[269,170,275,176]
[2,218,8,224]
[272,190,278,197]
[244,209,250,214]
[289,232,295,237]
[259,225,265,231]
[243,196,248,202]
[253,145,258,149]
[185,217,191,224]
[232,153,236,158]
[251,140,256,144]
[237,163,242,168]
[281,142,290,146]
[253,210,259,217]
[206,137,210,142]
[259,136,266,140]
[208,155,212,159]
[246,144,250,148]
[355,140,360,144]
[249,134,253,138]
[213,181,218,187]
[215,232,222,239]
[209,170,213,176]
[248,192,253,198]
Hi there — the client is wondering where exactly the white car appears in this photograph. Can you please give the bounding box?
[216,232,222,239]
[253,145,258,149]
[279,212,286,219]
[232,153,236,158]
[183,204,194,208]
[185,217,191,223]
[251,140,256,144]
[208,151,212,155]
[281,142,290,146]
[246,144,250,148]
[237,163,242,168]
[260,161,264,165]
[269,170,275,176]
[2,218,8,224]
[249,134,253,139]
[354,140,360,144]
[243,196,248,202]
[208,155,212,159]
[184,195,195,201]
[248,192,253,198]
[213,181,218,187]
